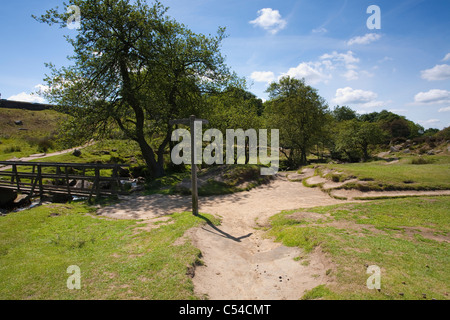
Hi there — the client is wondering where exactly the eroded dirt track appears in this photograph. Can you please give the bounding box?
[98,170,348,299]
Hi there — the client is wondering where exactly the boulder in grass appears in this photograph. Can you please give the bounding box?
[0,188,17,208]
[390,146,399,153]
[14,120,23,126]
[72,149,82,157]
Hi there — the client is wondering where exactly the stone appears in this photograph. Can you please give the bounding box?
[390,146,399,152]
[403,148,411,154]
[377,151,390,158]
[51,194,73,203]
[14,120,23,125]
[0,188,17,207]
[72,149,82,157]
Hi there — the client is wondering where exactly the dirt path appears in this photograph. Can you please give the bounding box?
[0,143,93,171]
[98,169,348,300]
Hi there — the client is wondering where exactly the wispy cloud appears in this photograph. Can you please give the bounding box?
[312,27,327,34]
[249,8,287,35]
[418,119,440,125]
[320,51,360,67]
[347,33,382,46]
[438,106,450,112]
[442,53,450,61]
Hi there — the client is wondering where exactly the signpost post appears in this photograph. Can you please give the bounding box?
[169,115,208,216]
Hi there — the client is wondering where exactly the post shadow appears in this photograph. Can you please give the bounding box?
[197,213,252,242]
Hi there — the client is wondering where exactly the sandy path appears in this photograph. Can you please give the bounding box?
[98,170,348,300]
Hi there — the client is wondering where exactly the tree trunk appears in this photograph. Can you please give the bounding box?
[136,136,165,178]
[362,143,369,162]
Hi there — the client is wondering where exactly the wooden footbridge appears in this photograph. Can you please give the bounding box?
[0,161,130,202]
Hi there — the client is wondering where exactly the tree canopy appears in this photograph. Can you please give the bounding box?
[264,76,329,166]
[35,0,234,177]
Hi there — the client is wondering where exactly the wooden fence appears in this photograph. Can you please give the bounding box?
[0,161,129,202]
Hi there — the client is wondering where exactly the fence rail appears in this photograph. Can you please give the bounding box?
[0,161,130,202]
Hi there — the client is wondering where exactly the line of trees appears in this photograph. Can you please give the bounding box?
[37,0,446,177]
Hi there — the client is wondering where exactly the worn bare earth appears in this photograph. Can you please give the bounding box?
[97,170,349,300]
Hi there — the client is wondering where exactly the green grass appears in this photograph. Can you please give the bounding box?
[318,155,450,191]
[267,196,450,300]
[0,202,219,300]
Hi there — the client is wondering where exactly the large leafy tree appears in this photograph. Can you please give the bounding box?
[334,119,385,161]
[35,0,232,177]
[265,76,329,166]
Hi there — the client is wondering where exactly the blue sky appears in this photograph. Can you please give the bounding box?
[1,0,449,129]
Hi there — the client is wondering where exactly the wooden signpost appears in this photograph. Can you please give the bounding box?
[169,115,209,216]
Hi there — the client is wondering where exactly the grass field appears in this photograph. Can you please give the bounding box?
[267,196,450,300]
[314,155,450,191]
[0,202,219,299]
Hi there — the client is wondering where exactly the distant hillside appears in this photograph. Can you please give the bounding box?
[0,99,55,111]
[0,106,65,138]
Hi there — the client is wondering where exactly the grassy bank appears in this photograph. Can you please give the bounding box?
[267,196,450,300]
[314,155,450,191]
[0,202,219,299]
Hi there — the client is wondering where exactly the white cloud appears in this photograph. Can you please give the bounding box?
[389,109,407,113]
[332,87,378,105]
[418,119,440,125]
[414,89,450,104]
[250,71,275,84]
[442,53,450,61]
[249,8,287,35]
[320,51,360,66]
[438,106,450,112]
[360,100,390,109]
[279,62,331,85]
[420,64,450,81]
[347,33,382,46]
[7,84,48,103]
[312,27,327,34]
[378,56,393,63]
[342,69,359,81]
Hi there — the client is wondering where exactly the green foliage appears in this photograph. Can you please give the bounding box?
[35,0,235,177]
[265,76,329,166]
[334,119,386,161]
[332,106,358,122]
[436,126,450,140]
[206,86,263,133]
